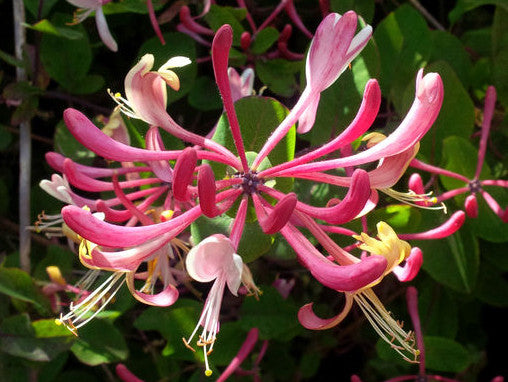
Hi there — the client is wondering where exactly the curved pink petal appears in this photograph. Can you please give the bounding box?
[198,164,221,217]
[393,247,423,282]
[298,293,354,330]
[273,70,444,176]
[260,79,381,178]
[172,147,197,201]
[62,204,202,247]
[464,194,478,218]
[63,158,161,192]
[297,94,320,134]
[399,211,465,240]
[252,192,298,234]
[95,7,118,52]
[126,273,179,307]
[481,190,506,220]
[80,232,175,271]
[145,126,173,183]
[280,223,387,292]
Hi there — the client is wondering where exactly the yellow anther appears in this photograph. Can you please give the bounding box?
[160,209,175,222]
[205,369,213,377]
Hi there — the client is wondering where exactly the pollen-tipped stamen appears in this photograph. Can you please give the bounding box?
[380,188,447,213]
[354,289,419,363]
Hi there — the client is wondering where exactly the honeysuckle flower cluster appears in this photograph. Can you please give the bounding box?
[37,9,487,377]
[408,86,508,222]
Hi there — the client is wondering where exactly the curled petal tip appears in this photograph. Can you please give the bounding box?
[416,72,443,104]
[464,194,479,218]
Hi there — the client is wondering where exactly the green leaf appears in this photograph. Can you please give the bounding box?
[103,0,164,14]
[0,314,73,361]
[475,258,508,306]
[40,14,94,94]
[204,5,246,46]
[417,278,459,338]
[188,76,222,111]
[330,0,375,23]
[239,287,302,341]
[138,33,197,103]
[418,219,479,293]
[24,20,84,40]
[429,31,472,88]
[71,319,128,365]
[33,245,75,282]
[68,74,105,95]
[418,61,475,163]
[449,0,508,25]
[134,299,203,362]
[492,7,508,107]
[191,215,272,263]
[54,120,96,166]
[255,59,301,97]
[0,50,24,68]
[424,336,470,372]
[373,4,432,109]
[32,319,75,338]
[250,27,279,55]
[0,267,48,310]
[24,0,59,18]
[461,27,492,57]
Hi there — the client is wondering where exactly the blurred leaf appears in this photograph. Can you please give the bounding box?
[68,74,105,95]
[256,59,302,97]
[71,319,128,365]
[38,352,68,382]
[3,81,42,100]
[424,336,470,372]
[299,350,321,379]
[351,38,381,93]
[239,287,303,341]
[330,0,375,23]
[32,319,75,338]
[461,27,492,57]
[206,322,249,367]
[0,49,24,68]
[373,4,432,110]
[24,0,59,18]
[0,314,73,361]
[429,31,472,88]
[33,245,75,282]
[54,119,96,166]
[134,299,203,362]
[250,27,279,55]
[24,20,84,39]
[40,14,93,94]
[418,220,479,293]
[188,76,222,111]
[103,0,164,13]
[475,258,508,306]
[0,267,49,311]
[204,5,246,46]
[449,0,508,24]
[492,7,508,107]
[138,33,197,103]
[419,61,475,163]
[418,279,459,338]
[11,96,39,126]
[191,215,272,263]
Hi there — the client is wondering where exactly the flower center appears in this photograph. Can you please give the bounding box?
[469,179,482,193]
[234,171,263,195]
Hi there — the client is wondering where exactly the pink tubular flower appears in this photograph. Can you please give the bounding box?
[66,0,118,51]
[183,234,243,377]
[410,86,507,221]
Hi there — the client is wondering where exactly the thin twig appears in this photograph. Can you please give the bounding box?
[408,0,446,31]
[13,0,31,273]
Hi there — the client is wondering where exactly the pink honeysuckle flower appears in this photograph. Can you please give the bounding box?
[183,234,244,377]
[66,0,118,52]
[409,86,508,221]
[297,221,420,363]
